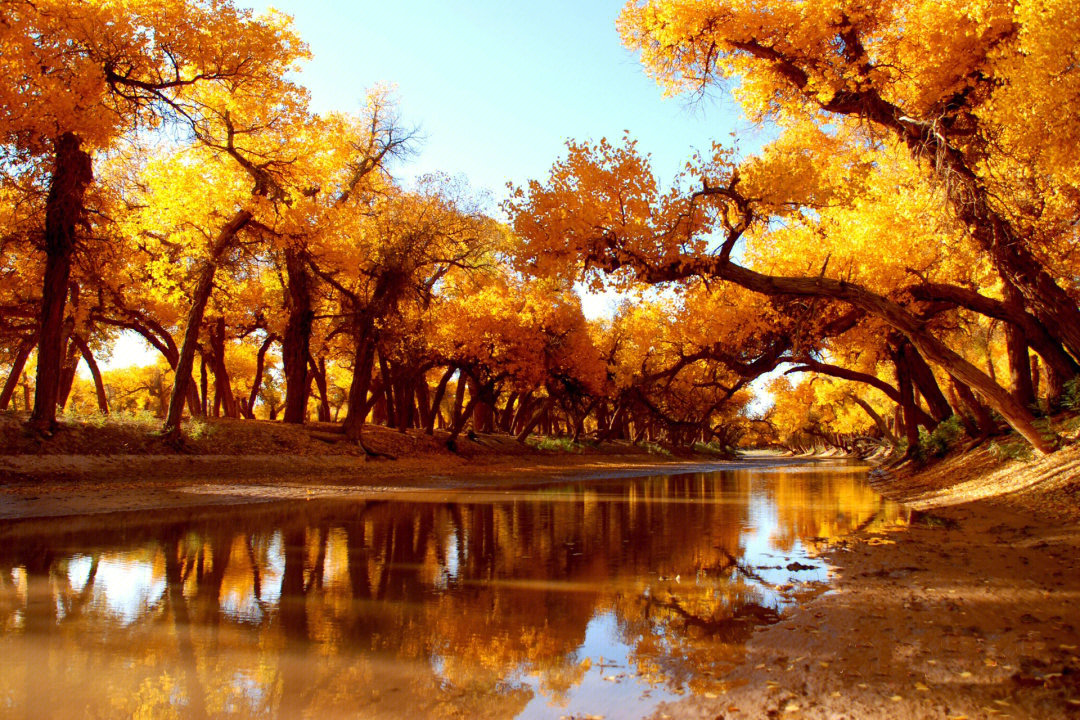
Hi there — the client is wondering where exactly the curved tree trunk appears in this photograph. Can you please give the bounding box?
[163,209,252,441]
[31,133,93,433]
[0,338,35,411]
[73,335,108,414]
[424,367,455,435]
[243,333,275,419]
[634,257,1059,453]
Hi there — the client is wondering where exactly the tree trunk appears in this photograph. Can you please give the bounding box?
[30,132,93,434]
[849,395,896,444]
[199,354,209,416]
[243,333,275,419]
[899,341,952,423]
[73,335,108,414]
[163,209,252,440]
[451,374,467,428]
[713,262,1057,452]
[516,396,555,443]
[341,320,377,441]
[282,247,314,424]
[414,376,432,431]
[424,367,455,435]
[56,333,81,411]
[945,383,980,438]
[953,379,996,437]
[309,355,332,422]
[893,350,921,451]
[0,338,35,411]
[209,316,239,418]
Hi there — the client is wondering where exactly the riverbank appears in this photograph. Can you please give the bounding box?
[656,442,1080,720]
[0,412,761,519]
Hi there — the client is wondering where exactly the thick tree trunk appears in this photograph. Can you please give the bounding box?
[899,341,952,424]
[499,392,519,432]
[30,133,93,433]
[209,317,239,418]
[341,321,376,441]
[163,209,252,440]
[56,334,80,411]
[953,379,996,437]
[0,338,35,411]
[282,247,314,424]
[73,335,108,414]
[451,374,467,428]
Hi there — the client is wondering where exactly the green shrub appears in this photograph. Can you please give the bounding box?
[922,415,964,457]
[988,439,1033,462]
[640,441,672,457]
[531,436,582,453]
[1063,377,1080,411]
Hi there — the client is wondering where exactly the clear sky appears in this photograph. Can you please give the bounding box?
[238,0,766,203]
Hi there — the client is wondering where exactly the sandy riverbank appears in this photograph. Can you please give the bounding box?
[655,443,1080,720]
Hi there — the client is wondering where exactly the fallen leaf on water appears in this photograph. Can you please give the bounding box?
[890,695,902,702]
[1060,644,1077,651]
[915,682,930,691]
[857,683,868,689]
[703,692,718,699]
[603,675,618,682]
[784,702,800,713]
[946,716,969,720]
[960,671,973,678]
[927,660,938,665]
[831,691,841,697]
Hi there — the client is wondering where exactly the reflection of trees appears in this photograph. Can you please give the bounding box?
[0,468,901,717]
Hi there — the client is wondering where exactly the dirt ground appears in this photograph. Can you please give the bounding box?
[652,443,1080,720]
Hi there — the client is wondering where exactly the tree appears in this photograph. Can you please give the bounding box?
[0,0,308,434]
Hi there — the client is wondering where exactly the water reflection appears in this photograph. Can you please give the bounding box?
[0,462,905,719]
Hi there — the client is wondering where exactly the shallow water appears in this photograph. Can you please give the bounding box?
[0,459,904,719]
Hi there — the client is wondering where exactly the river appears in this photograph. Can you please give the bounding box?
[0,458,905,719]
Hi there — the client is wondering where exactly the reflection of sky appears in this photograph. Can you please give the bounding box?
[91,554,165,625]
[515,612,680,720]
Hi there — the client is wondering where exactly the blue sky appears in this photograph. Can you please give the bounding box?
[239,0,765,203]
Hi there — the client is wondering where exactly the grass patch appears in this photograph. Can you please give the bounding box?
[988,439,1034,462]
[639,441,672,457]
[692,441,733,457]
[530,436,582,453]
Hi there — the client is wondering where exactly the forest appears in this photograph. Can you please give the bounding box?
[2,0,1079,461]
